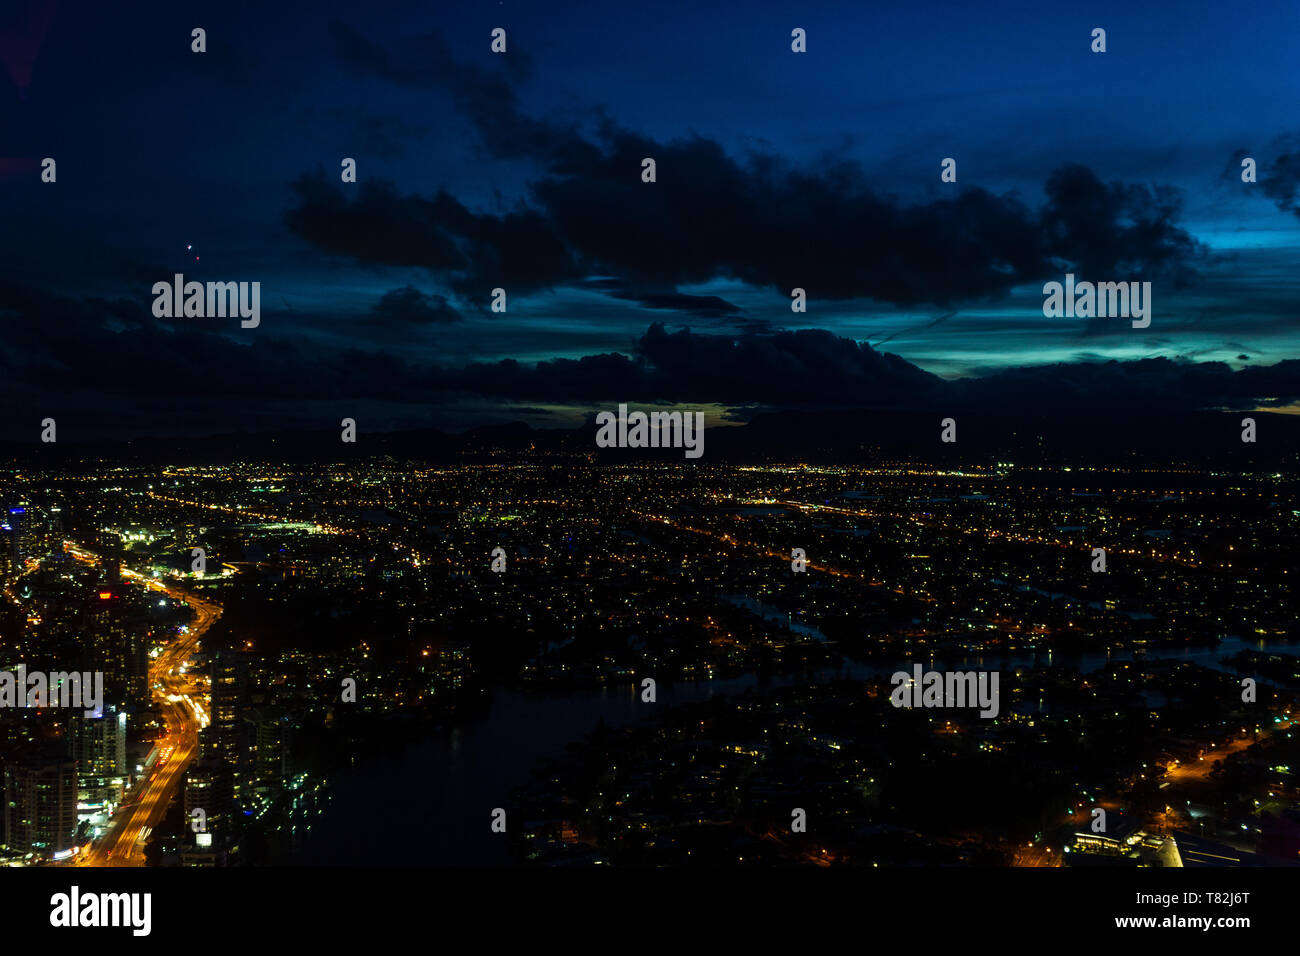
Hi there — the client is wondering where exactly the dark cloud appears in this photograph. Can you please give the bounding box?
[328,20,535,91]
[631,323,944,405]
[299,27,1209,313]
[445,324,1300,420]
[1261,151,1300,216]
[0,281,439,410]
[1222,147,1252,182]
[284,174,580,296]
[957,356,1300,420]
[579,279,741,317]
[3,275,1299,440]
[284,176,467,271]
[371,286,461,325]
[1038,164,1204,286]
[458,323,1299,414]
[529,132,1052,304]
[449,352,652,403]
[327,21,591,170]
[1227,135,1300,218]
[624,291,740,317]
[420,323,949,406]
[441,323,948,407]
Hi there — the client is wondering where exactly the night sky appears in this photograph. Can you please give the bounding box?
[2,0,1299,440]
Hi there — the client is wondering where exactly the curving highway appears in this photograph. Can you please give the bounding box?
[64,546,218,867]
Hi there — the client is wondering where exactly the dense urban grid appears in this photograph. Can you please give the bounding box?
[1,448,1295,866]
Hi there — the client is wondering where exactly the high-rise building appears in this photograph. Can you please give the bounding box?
[206,650,251,802]
[7,507,27,569]
[184,757,234,850]
[69,705,128,809]
[0,526,12,579]
[3,753,78,855]
[248,709,289,800]
[82,591,149,707]
[100,536,123,586]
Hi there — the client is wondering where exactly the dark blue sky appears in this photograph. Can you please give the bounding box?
[2,0,1299,438]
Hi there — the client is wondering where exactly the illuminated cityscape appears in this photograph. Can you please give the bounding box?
[0,445,1295,868]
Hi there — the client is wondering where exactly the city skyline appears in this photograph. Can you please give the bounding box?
[1,453,1296,869]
